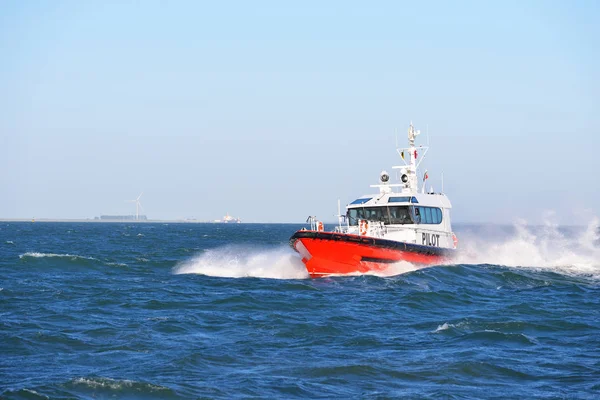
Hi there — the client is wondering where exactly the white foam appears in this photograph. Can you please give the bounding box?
[106,262,127,267]
[173,246,310,279]
[451,216,600,279]
[71,377,167,392]
[23,389,48,399]
[356,260,420,278]
[73,377,134,389]
[434,322,452,332]
[385,260,423,276]
[19,252,97,261]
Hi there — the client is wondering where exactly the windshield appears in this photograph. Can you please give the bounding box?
[347,206,413,226]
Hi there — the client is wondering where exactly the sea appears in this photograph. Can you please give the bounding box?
[1,221,599,399]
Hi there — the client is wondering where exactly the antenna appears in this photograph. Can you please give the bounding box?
[441,172,444,193]
[338,199,342,230]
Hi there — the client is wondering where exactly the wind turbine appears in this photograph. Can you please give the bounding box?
[127,192,144,220]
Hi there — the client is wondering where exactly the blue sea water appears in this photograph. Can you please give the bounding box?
[1,221,599,399]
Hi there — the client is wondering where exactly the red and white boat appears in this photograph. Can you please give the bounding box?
[290,123,457,278]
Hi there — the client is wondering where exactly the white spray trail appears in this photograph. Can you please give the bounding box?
[452,216,600,279]
[173,216,600,280]
[173,246,309,279]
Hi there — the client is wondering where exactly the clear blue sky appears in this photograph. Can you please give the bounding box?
[1,1,598,223]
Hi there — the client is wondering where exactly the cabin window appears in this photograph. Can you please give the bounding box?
[412,206,443,224]
[388,196,411,203]
[389,196,419,203]
[347,206,413,225]
[424,207,432,224]
[366,207,384,221]
[350,198,372,205]
[346,206,443,225]
[412,206,421,224]
[388,206,413,224]
[347,208,363,225]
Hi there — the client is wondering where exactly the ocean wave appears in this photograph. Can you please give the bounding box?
[447,361,537,380]
[303,364,382,378]
[70,377,168,391]
[0,388,50,399]
[452,330,537,345]
[19,252,98,261]
[17,252,131,269]
[434,322,453,332]
[106,262,128,267]
[58,377,180,399]
[434,319,537,344]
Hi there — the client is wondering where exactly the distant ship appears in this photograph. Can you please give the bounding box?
[214,213,241,223]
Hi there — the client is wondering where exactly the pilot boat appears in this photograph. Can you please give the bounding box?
[289,123,457,278]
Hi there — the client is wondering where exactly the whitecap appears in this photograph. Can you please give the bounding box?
[106,262,127,267]
[19,252,98,261]
[22,389,48,399]
[71,377,168,392]
[433,322,454,332]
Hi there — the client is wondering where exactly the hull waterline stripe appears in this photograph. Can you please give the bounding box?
[360,256,400,264]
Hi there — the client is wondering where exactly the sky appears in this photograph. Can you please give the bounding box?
[1,0,598,224]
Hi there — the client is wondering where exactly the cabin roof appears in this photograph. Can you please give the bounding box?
[348,192,452,208]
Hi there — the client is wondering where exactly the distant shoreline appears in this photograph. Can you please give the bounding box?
[0,218,228,224]
[0,218,302,224]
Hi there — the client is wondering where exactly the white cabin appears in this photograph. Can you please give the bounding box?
[333,123,456,249]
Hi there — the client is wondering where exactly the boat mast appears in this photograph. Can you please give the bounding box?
[393,122,428,194]
[407,122,420,193]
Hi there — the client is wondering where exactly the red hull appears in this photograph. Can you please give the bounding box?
[290,230,450,278]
